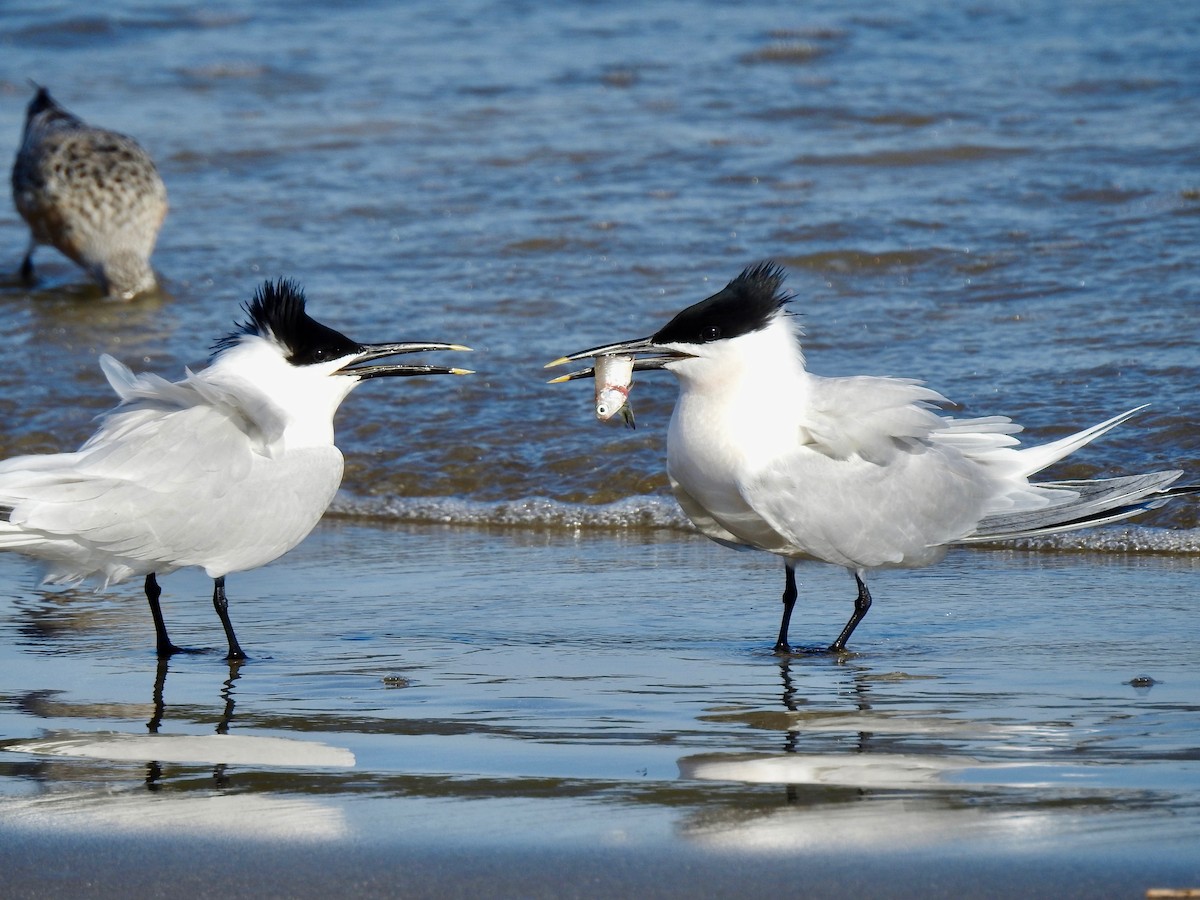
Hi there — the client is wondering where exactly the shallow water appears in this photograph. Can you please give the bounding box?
[1,523,1199,895]
[0,1,1198,894]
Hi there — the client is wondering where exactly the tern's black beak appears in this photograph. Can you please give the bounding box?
[337,341,474,379]
[544,337,692,383]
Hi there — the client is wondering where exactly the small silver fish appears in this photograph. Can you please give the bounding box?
[594,354,636,429]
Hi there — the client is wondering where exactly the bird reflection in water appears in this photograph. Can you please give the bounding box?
[776,655,875,804]
[144,657,243,790]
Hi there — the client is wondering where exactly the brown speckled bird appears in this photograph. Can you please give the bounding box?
[11,85,168,300]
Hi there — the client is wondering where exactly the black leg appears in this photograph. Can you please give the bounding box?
[145,573,184,657]
[19,247,34,285]
[216,660,242,735]
[212,576,246,661]
[828,573,873,653]
[147,655,169,733]
[773,562,798,654]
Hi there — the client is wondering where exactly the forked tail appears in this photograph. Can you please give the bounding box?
[962,472,1197,542]
[957,406,1197,542]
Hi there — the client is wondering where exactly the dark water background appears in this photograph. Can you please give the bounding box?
[0,2,1198,896]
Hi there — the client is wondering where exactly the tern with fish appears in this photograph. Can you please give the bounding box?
[547,261,1197,653]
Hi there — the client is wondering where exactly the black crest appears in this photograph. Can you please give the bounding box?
[211,279,362,365]
[652,261,791,346]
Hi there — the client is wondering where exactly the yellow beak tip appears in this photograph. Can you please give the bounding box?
[544,356,570,369]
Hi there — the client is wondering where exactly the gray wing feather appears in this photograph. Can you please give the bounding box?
[806,376,949,464]
[961,470,1184,542]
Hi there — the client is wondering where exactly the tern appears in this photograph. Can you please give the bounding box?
[548,261,1195,653]
[0,279,472,659]
[11,84,168,299]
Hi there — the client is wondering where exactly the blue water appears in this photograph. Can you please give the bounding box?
[0,3,1198,895]
[0,0,1196,535]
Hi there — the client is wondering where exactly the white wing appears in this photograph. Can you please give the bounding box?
[0,358,342,584]
[739,379,1163,569]
[97,354,288,455]
[802,376,951,464]
[739,375,1024,569]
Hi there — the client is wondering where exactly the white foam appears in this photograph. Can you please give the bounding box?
[1001,526,1200,554]
[328,492,1200,553]
[328,493,692,530]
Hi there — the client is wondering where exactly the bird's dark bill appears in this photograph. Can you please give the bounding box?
[338,341,473,378]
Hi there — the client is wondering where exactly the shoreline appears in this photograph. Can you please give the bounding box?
[324,494,1200,556]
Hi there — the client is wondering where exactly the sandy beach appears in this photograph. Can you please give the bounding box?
[3,827,1196,899]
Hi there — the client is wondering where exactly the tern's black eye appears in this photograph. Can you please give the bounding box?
[700,325,721,342]
[291,341,356,366]
[291,346,330,365]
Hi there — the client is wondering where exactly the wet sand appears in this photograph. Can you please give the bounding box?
[1,520,1198,898]
[2,830,1196,899]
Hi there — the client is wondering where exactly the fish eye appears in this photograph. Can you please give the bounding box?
[700,325,721,342]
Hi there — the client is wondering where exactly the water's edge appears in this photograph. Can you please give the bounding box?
[328,492,1200,554]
